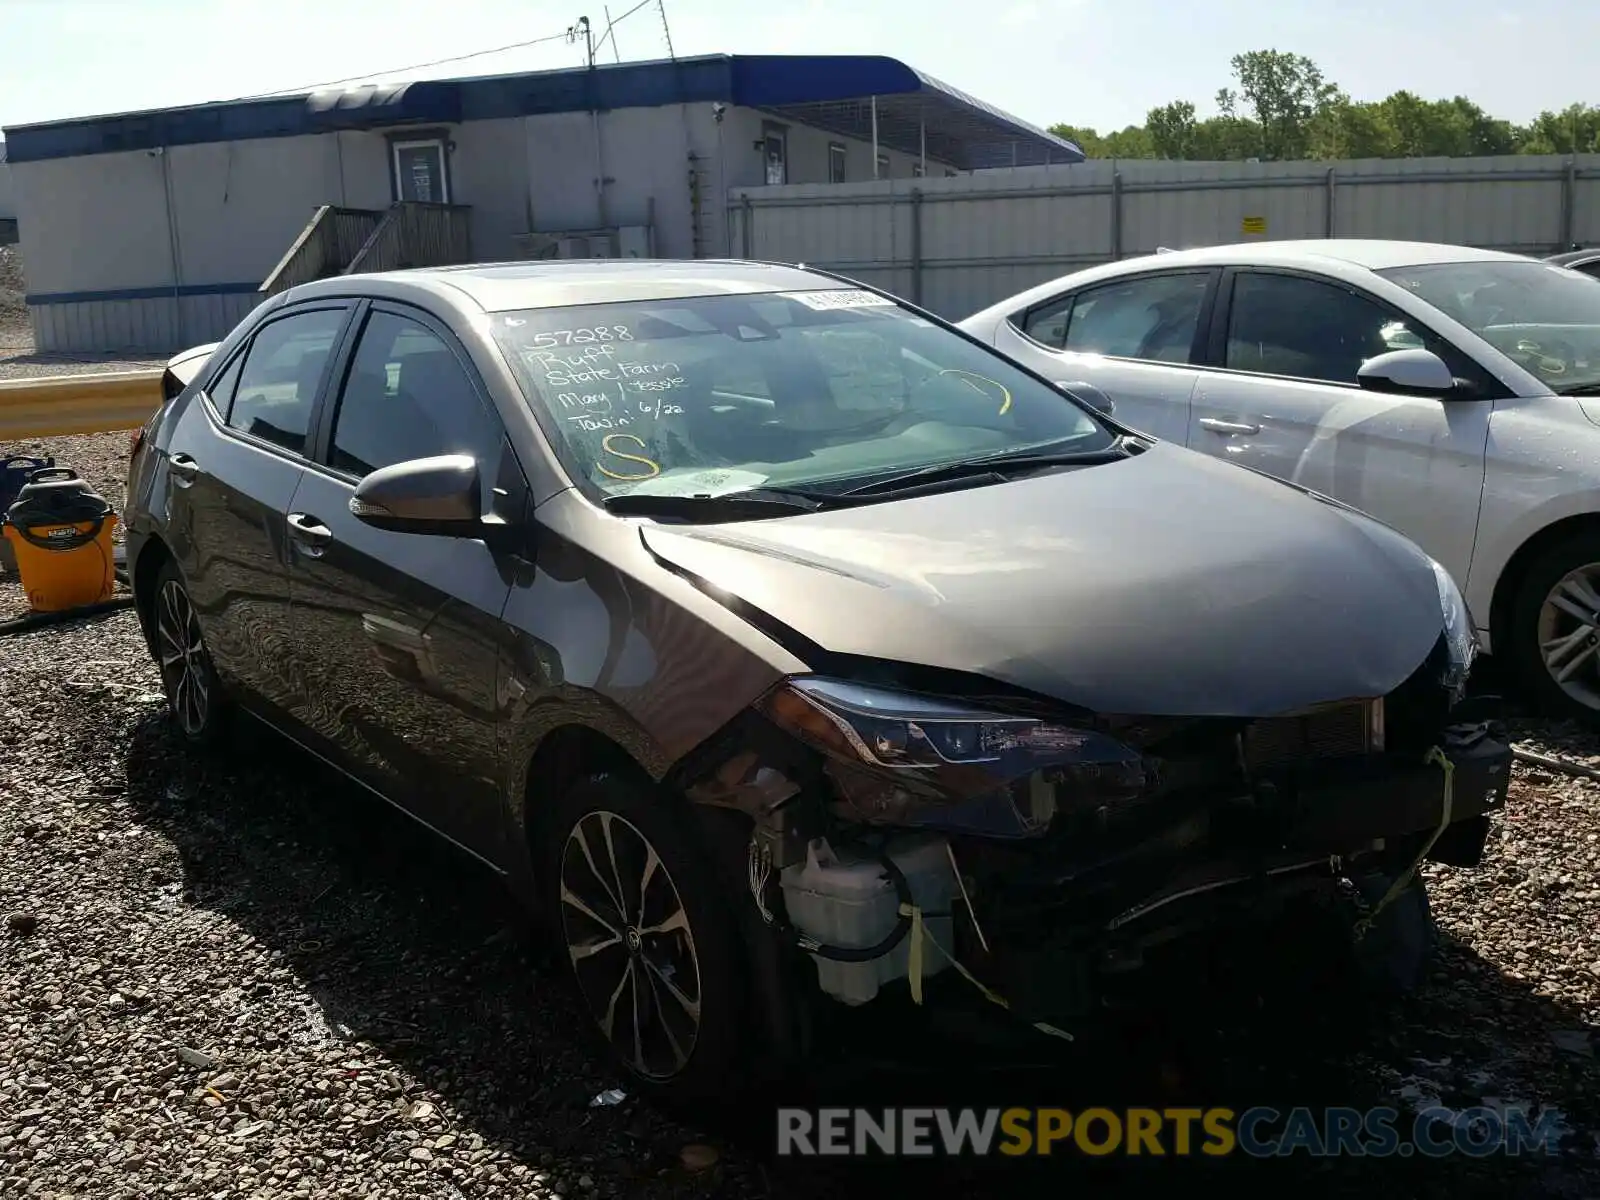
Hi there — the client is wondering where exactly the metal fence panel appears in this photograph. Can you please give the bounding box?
[730,154,1600,319]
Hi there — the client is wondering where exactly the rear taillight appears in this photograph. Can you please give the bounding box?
[128,426,145,457]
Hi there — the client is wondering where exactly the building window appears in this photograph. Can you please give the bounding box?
[828,142,847,184]
[875,151,890,179]
[762,122,788,186]
[391,136,451,203]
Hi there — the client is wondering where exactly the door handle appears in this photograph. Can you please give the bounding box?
[1199,417,1261,436]
[286,512,332,557]
[168,453,199,485]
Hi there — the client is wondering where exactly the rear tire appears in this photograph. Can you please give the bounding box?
[1507,531,1600,727]
[545,773,747,1103]
[150,559,230,747]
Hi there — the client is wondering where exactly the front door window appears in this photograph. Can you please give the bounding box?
[393,139,449,203]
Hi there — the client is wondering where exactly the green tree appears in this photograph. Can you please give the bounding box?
[1048,122,1157,159]
[1054,51,1593,162]
[1191,115,1267,161]
[1517,104,1600,154]
[1049,124,1106,157]
[1221,49,1340,159]
[1146,100,1198,159]
[1308,97,1396,159]
[1447,97,1518,156]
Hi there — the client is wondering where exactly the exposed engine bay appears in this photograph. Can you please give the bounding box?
[677,641,1512,1029]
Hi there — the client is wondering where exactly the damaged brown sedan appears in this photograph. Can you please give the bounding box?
[123,260,1512,1101]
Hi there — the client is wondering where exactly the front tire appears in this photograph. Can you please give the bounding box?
[1507,531,1600,725]
[1347,871,1437,997]
[150,560,230,746]
[546,773,747,1102]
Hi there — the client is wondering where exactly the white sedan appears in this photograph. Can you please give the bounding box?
[960,239,1600,723]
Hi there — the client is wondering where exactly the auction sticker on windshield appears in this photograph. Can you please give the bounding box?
[617,468,771,497]
[783,289,897,311]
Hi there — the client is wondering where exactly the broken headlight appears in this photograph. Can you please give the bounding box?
[760,677,1152,839]
[1429,556,1477,698]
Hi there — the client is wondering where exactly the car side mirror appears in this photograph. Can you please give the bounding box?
[1055,379,1115,415]
[349,454,485,538]
[1357,349,1461,398]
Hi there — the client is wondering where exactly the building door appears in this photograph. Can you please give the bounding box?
[763,124,787,185]
[392,138,450,203]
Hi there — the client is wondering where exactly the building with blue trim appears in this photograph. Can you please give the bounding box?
[0,54,1080,353]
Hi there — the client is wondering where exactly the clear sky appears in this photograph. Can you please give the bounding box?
[0,0,1593,136]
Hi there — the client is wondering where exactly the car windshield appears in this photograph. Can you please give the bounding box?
[1377,259,1600,394]
[490,289,1115,501]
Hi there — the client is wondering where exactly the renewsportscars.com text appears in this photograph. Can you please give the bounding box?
[775,1105,1566,1158]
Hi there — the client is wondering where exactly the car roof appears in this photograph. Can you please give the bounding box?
[287,258,845,313]
[1126,239,1532,272]
[1547,248,1600,267]
[963,239,1545,320]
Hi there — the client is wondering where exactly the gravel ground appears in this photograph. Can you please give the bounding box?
[4,353,1600,1195]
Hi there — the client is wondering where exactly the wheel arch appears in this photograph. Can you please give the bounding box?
[516,722,659,863]
[510,714,758,920]
[130,533,174,657]
[1489,513,1600,654]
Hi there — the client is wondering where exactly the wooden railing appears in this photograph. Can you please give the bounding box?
[344,203,473,276]
[259,206,384,297]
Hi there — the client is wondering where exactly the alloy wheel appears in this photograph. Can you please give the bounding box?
[155,578,211,736]
[559,810,703,1081]
[1537,562,1600,712]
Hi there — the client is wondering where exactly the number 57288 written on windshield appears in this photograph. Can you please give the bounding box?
[530,326,636,347]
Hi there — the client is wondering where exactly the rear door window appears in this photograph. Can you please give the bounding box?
[1015,272,1211,363]
[205,354,244,416]
[225,308,348,454]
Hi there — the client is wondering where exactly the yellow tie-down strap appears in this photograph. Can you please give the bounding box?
[898,902,1074,1043]
[1352,745,1455,944]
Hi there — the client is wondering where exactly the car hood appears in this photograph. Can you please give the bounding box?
[637,443,1445,717]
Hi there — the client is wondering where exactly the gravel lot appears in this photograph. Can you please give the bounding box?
[4,343,1600,1196]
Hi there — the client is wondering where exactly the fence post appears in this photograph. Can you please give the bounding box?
[910,188,924,305]
[741,194,753,259]
[1110,170,1123,260]
[1324,166,1337,237]
[1561,158,1577,249]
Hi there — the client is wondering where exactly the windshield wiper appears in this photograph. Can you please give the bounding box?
[602,487,833,520]
[1556,382,1600,397]
[833,436,1138,499]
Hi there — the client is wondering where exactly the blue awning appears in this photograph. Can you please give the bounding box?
[737,61,1078,169]
[729,56,1080,169]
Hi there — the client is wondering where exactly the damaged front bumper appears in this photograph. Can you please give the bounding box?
[679,665,1512,1028]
